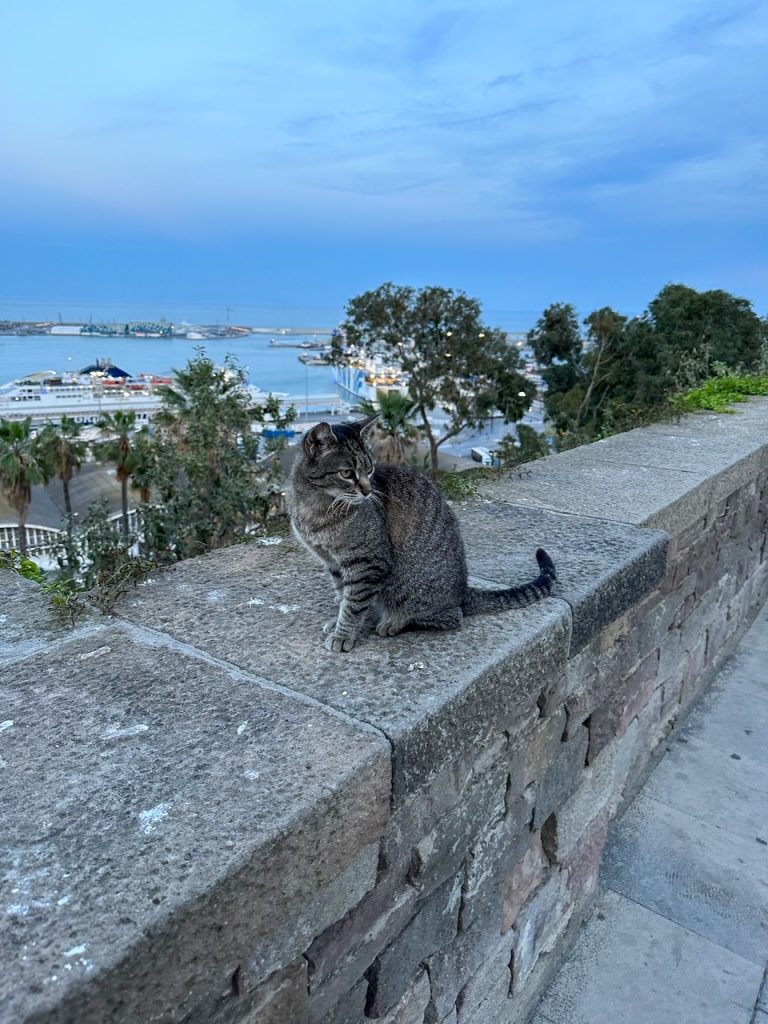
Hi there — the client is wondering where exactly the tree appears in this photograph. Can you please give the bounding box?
[357,389,422,464]
[94,411,140,541]
[495,424,551,468]
[0,418,52,558]
[36,416,87,551]
[143,351,295,561]
[337,283,535,476]
[648,284,766,379]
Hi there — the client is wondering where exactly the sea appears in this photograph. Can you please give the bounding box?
[0,332,336,400]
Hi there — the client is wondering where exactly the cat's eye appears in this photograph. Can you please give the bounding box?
[338,469,355,479]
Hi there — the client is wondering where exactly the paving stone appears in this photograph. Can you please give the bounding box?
[455,501,668,652]
[643,733,768,843]
[0,625,390,1024]
[536,890,762,1024]
[116,540,571,801]
[602,794,768,966]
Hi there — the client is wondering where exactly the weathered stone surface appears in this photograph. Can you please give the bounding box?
[239,958,308,1024]
[116,540,571,800]
[501,831,549,932]
[409,758,508,896]
[306,877,418,1022]
[534,891,763,1024]
[380,735,514,878]
[459,804,531,933]
[510,872,573,994]
[454,931,514,1024]
[480,399,768,533]
[376,969,431,1024]
[0,570,103,666]
[478,445,714,533]
[316,977,367,1024]
[425,917,503,1020]
[245,842,380,989]
[367,874,461,1018]
[0,626,390,1024]
[603,794,768,965]
[542,726,636,864]
[456,501,668,652]
[532,724,589,828]
[524,707,567,788]
[587,647,660,759]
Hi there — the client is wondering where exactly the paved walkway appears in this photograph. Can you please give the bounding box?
[531,600,768,1024]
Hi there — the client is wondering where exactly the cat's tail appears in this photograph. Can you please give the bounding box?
[462,548,556,615]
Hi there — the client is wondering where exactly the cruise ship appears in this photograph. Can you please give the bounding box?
[332,356,409,407]
[0,366,173,427]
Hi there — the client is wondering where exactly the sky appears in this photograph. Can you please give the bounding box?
[1,0,766,329]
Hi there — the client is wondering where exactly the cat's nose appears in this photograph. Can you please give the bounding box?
[358,476,372,495]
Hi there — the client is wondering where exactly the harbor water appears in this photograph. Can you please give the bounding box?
[0,333,335,399]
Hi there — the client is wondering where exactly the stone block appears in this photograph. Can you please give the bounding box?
[562,813,608,904]
[1,626,390,1024]
[524,707,567,788]
[306,877,418,1023]
[425,915,508,1021]
[587,648,660,760]
[459,804,532,933]
[541,727,629,865]
[454,931,514,1024]
[246,842,380,990]
[239,958,308,1024]
[375,970,431,1024]
[510,872,573,995]
[501,831,549,932]
[115,540,571,804]
[455,500,668,653]
[409,760,509,895]
[366,874,461,1018]
[315,977,367,1024]
[532,725,589,828]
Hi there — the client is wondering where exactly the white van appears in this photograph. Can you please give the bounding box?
[470,446,495,466]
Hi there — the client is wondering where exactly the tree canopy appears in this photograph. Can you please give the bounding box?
[336,283,534,475]
[529,284,767,445]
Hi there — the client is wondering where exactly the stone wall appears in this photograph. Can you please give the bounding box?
[2,399,767,1024]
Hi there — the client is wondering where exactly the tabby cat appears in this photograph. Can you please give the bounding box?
[288,415,556,653]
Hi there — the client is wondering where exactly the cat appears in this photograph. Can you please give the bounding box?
[287,415,556,653]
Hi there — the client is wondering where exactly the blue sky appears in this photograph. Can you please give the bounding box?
[1,0,766,328]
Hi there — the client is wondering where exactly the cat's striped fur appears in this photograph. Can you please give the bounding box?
[288,416,556,653]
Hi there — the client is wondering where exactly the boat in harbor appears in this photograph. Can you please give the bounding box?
[332,355,409,406]
[0,364,175,426]
[298,351,332,366]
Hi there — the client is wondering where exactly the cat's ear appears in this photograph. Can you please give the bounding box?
[303,421,337,456]
[357,413,379,436]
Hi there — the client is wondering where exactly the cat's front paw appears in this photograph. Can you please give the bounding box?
[324,632,356,653]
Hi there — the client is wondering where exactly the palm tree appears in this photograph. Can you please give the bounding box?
[95,411,139,541]
[0,418,52,558]
[36,417,87,545]
[358,390,422,464]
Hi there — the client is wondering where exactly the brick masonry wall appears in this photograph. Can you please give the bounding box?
[193,467,768,1024]
[5,407,767,1024]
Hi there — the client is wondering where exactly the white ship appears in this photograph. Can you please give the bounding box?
[332,356,409,407]
[0,364,175,427]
